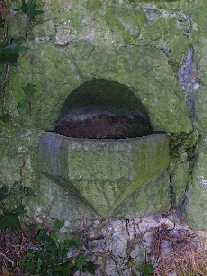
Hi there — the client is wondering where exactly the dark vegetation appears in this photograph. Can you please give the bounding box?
[0,184,96,275]
[0,0,41,120]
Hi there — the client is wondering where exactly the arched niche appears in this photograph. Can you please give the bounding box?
[54,79,153,139]
[39,79,170,217]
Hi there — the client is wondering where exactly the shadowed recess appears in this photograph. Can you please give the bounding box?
[55,79,153,139]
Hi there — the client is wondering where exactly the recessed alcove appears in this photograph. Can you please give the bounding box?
[54,79,153,139]
[39,79,170,217]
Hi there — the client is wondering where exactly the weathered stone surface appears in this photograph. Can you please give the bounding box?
[114,172,170,218]
[27,174,97,230]
[187,139,207,230]
[184,2,207,229]
[2,0,207,230]
[7,0,192,133]
[0,130,38,186]
[72,215,200,276]
[39,132,170,217]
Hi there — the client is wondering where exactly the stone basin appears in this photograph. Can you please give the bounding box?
[39,132,170,217]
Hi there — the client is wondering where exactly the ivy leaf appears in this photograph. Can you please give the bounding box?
[0,114,10,124]
[23,83,37,97]
[10,205,26,216]
[82,260,96,275]
[139,263,154,276]
[0,185,10,201]
[53,219,64,232]
[0,213,21,230]
[65,239,81,249]
[0,206,25,231]
[58,239,81,257]
[19,0,44,21]
[75,255,90,270]
[18,185,33,196]
[54,261,72,276]
[21,252,38,273]
[0,42,26,64]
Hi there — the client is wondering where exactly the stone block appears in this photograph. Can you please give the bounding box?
[39,132,170,217]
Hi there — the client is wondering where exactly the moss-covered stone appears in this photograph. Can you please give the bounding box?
[5,0,193,134]
[3,0,207,229]
[27,173,97,229]
[114,172,170,217]
[39,133,170,217]
[7,41,192,133]
[187,139,207,230]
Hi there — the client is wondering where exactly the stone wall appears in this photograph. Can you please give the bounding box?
[1,0,207,230]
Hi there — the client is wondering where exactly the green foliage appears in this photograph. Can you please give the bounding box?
[0,113,10,124]
[23,82,37,98]
[17,0,44,22]
[0,184,96,275]
[139,263,154,276]
[0,42,19,64]
[0,205,26,231]
[18,82,37,114]
[170,131,199,159]
[0,42,24,64]
[0,0,43,64]
[129,0,177,2]
[22,220,96,276]
[0,182,33,207]
[0,183,32,230]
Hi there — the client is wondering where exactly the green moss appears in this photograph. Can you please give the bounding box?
[65,10,81,31]
[187,139,207,230]
[7,40,192,133]
[39,133,170,217]
[112,135,170,214]
[105,6,146,45]
[86,0,102,11]
[141,17,191,62]
[4,0,205,228]
[114,172,170,217]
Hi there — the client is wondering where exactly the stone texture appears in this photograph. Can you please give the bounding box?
[2,0,207,230]
[7,1,192,133]
[187,139,207,230]
[114,172,170,218]
[39,132,170,217]
[27,174,97,230]
[71,215,200,276]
